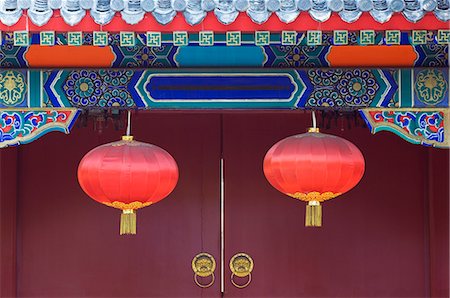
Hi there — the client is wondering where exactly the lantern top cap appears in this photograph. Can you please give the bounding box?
[308,127,320,133]
[122,135,134,141]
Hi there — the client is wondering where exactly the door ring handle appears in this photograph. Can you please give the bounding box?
[192,252,216,288]
[194,272,215,288]
[231,272,252,289]
[229,253,254,289]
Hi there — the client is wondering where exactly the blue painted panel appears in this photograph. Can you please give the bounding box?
[146,75,295,101]
[175,46,265,67]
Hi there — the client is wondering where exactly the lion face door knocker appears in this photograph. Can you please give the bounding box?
[230,253,254,289]
[192,253,216,288]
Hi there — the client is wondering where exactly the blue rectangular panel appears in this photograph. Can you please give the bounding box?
[146,75,296,101]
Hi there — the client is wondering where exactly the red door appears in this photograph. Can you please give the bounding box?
[16,113,222,297]
[222,112,448,297]
[4,112,448,297]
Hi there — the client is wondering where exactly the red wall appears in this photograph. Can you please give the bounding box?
[5,112,449,297]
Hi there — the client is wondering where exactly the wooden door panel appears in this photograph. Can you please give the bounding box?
[17,113,222,297]
[223,113,433,297]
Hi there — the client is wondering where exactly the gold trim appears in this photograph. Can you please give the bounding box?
[192,253,216,277]
[231,273,252,289]
[305,201,322,227]
[194,273,215,288]
[102,201,152,210]
[229,253,254,278]
[308,127,320,133]
[122,135,134,141]
[288,191,341,202]
[120,209,136,235]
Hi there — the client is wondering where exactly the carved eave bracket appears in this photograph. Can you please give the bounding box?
[360,108,449,148]
[0,108,80,148]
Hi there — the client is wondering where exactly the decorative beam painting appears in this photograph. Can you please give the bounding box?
[0,109,80,148]
[0,68,447,148]
[0,68,447,110]
[0,32,448,68]
[360,108,449,148]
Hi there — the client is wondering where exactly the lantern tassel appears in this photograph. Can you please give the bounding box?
[305,201,322,227]
[120,209,136,235]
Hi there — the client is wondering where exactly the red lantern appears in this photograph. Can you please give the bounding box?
[78,136,179,235]
[263,128,365,227]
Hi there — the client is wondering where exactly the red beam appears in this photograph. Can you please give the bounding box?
[0,11,448,32]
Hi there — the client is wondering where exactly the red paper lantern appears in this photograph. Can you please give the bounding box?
[263,128,365,227]
[78,136,179,235]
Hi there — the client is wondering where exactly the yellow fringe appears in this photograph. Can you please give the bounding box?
[305,201,322,227]
[120,210,137,235]
[102,201,152,210]
[289,191,341,202]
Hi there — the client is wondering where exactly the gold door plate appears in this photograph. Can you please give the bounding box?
[192,253,216,277]
[229,253,254,278]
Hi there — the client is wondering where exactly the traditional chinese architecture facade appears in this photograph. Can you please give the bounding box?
[0,0,448,297]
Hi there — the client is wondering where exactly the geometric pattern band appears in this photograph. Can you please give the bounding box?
[0,32,448,68]
[4,30,450,47]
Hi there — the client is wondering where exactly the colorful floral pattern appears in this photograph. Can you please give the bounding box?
[307,69,379,107]
[63,70,135,107]
[0,109,79,147]
[362,109,447,147]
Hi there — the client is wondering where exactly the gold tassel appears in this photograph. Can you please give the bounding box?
[120,209,136,235]
[305,201,322,227]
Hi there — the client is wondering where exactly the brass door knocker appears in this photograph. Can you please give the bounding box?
[230,253,254,289]
[192,253,216,288]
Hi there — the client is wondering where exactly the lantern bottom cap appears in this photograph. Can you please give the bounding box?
[305,201,322,227]
[120,209,137,235]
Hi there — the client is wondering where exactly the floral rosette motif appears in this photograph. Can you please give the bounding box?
[284,46,307,67]
[307,89,343,107]
[337,69,378,106]
[309,69,344,86]
[133,47,156,67]
[98,89,134,107]
[64,70,102,106]
[63,70,135,108]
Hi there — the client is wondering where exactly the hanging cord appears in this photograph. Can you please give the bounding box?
[311,110,317,129]
[126,110,131,136]
[122,110,133,141]
[309,110,319,133]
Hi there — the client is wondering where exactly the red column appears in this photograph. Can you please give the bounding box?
[0,148,18,298]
